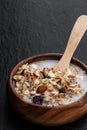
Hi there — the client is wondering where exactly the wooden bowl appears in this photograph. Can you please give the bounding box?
[6,53,87,126]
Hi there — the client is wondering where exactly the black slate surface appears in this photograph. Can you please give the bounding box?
[1,0,87,129]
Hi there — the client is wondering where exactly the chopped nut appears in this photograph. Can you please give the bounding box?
[34,78,40,85]
[13,75,25,81]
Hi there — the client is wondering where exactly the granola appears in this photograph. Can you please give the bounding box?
[12,62,86,107]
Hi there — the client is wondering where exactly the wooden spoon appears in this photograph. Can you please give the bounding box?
[54,15,87,72]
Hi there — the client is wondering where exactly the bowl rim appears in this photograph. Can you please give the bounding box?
[8,53,87,109]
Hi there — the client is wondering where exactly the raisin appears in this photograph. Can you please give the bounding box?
[33,96,43,105]
[59,89,66,93]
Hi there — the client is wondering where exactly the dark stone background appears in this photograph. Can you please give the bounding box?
[1,0,87,129]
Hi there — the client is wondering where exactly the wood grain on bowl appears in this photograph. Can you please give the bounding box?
[6,53,87,126]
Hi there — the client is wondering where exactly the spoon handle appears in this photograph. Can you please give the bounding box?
[54,15,87,72]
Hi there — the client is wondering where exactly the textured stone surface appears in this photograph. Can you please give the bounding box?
[1,0,87,129]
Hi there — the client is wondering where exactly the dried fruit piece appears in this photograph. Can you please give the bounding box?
[36,85,47,93]
[33,96,43,105]
[59,89,66,93]
[13,75,24,81]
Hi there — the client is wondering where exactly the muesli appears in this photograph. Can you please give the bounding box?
[13,61,86,107]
